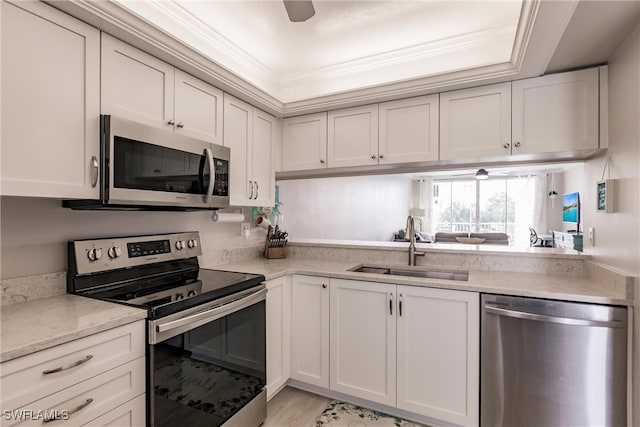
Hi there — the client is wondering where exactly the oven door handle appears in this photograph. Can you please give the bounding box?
[156,287,266,335]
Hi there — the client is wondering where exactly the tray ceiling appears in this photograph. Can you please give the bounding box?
[117,0,525,103]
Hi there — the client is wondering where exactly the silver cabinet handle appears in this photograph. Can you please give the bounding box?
[514,141,521,148]
[320,159,325,164]
[485,305,625,328]
[399,293,403,317]
[167,119,175,126]
[90,156,99,188]
[254,181,259,199]
[249,180,254,199]
[503,142,511,149]
[43,398,93,423]
[389,293,393,316]
[371,154,377,159]
[176,122,184,129]
[203,148,214,204]
[42,355,93,375]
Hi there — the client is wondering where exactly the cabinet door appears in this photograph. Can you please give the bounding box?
[329,279,396,406]
[101,33,174,130]
[291,275,330,388]
[82,395,145,427]
[282,113,328,171]
[266,276,291,400]
[327,105,379,168]
[397,286,479,427]
[174,68,223,144]
[512,68,599,154]
[223,94,253,206]
[379,95,439,164]
[252,110,276,207]
[1,0,100,199]
[440,82,511,160]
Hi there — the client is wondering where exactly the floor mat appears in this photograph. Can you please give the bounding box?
[315,400,427,427]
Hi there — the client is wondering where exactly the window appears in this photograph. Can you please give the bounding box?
[432,177,535,244]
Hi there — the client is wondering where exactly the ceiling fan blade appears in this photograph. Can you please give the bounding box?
[283,0,315,22]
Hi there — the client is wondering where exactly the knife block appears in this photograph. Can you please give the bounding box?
[264,246,287,259]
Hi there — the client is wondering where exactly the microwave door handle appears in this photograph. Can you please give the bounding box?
[203,148,214,203]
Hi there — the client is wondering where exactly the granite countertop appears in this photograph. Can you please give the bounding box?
[208,258,632,306]
[289,239,589,259]
[1,295,147,362]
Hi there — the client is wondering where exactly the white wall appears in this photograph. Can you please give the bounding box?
[579,22,640,427]
[277,175,413,241]
[0,197,264,279]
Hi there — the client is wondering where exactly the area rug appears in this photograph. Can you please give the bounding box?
[315,400,427,427]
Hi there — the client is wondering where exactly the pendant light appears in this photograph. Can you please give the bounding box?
[475,168,489,180]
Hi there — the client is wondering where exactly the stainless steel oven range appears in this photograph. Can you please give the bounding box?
[67,232,266,427]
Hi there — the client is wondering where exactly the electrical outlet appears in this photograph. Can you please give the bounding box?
[588,227,595,245]
[240,222,250,238]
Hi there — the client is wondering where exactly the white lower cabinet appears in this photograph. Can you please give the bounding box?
[291,275,330,387]
[0,321,146,427]
[396,286,479,427]
[290,277,479,427]
[266,276,292,400]
[82,394,146,427]
[330,279,396,406]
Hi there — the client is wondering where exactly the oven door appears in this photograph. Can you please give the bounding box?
[104,115,230,209]
[148,285,267,427]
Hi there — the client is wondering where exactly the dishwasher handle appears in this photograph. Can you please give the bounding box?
[485,305,625,329]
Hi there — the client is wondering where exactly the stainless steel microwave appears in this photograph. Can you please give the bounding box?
[64,115,230,210]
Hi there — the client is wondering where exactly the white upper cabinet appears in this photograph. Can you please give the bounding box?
[282,113,328,171]
[330,279,396,406]
[512,68,600,154]
[1,0,100,199]
[439,82,512,160]
[223,94,275,207]
[102,34,223,145]
[327,105,379,168]
[174,69,223,143]
[379,95,439,164]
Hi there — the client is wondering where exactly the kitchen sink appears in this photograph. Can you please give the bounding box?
[351,265,469,281]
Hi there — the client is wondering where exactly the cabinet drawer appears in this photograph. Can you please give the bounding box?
[5,357,145,426]
[1,321,145,411]
[81,394,145,427]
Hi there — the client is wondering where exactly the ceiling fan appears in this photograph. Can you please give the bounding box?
[283,0,316,22]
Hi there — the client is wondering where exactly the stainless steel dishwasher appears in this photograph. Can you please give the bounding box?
[481,294,627,427]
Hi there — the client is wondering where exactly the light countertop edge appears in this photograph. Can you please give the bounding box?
[289,239,589,259]
[208,258,632,307]
[1,295,148,363]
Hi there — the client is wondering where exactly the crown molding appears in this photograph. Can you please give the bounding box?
[47,0,577,117]
[46,0,284,116]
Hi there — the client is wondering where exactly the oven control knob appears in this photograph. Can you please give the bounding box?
[175,293,184,300]
[175,241,185,250]
[187,239,198,248]
[87,248,102,262]
[107,246,122,259]
[187,290,197,297]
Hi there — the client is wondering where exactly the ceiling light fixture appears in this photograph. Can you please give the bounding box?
[475,168,489,180]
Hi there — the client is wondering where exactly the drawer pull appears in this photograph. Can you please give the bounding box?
[43,398,93,423]
[42,355,93,375]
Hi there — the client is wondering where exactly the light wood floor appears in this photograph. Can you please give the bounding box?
[263,387,331,427]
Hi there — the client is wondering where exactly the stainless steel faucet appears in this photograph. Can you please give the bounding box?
[406,215,425,266]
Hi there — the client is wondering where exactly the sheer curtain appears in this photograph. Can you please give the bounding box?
[512,174,547,245]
